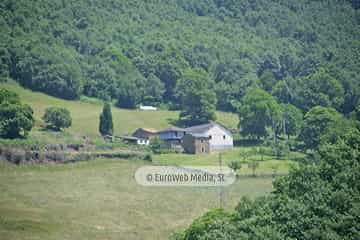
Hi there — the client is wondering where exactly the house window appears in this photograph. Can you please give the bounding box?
[175,131,178,137]
[209,135,212,139]
[223,135,226,140]
[201,147,204,153]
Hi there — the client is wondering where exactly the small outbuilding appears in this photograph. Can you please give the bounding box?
[139,105,157,111]
[132,128,158,139]
[130,128,158,145]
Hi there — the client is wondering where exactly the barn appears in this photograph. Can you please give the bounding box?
[182,123,233,154]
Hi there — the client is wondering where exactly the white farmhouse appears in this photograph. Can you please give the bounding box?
[185,123,233,152]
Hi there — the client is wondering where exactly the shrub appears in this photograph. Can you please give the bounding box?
[228,161,241,172]
[144,153,152,162]
[270,141,290,159]
[42,107,72,131]
[149,136,164,154]
[0,102,34,138]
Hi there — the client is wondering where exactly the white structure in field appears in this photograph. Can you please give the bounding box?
[139,105,157,111]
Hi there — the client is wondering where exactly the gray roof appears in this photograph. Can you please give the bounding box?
[190,133,210,138]
[185,122,231,135]
[158,122,232,136]
[158,126,186,133]
[121,136,139,141]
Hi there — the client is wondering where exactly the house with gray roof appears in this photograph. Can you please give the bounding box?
[158,126,187,150]
[183,122,233,153]
[159,122,233,154]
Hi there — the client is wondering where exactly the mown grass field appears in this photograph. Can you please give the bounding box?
[0,83,238,138]
[0,158,274,240]
[153,146,302,174]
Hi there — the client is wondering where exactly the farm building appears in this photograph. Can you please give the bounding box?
[183,123,233,153]
[132,128,158,145]
[157,123,233,154]
[158,126,187,150]
[125,123,233,152]
[121,136,149,145]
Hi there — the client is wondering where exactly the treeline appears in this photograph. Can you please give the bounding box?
[174,128,360,240]
[0,0,359,114]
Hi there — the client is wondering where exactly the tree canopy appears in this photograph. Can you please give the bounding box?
[176,69,217,124]
[179,126,360,240]
[0,88,34,138]
[239,88,281,139]
[42,107,72,131]
[299,106,342,149]
[0,0,358,113]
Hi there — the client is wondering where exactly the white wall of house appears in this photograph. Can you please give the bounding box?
[137,139,149,145]
[205,125,233,151]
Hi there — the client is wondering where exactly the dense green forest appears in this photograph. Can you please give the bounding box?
[175,129,360,240]
[0,0,359,114]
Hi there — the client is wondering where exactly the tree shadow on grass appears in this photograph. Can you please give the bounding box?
[233,139,264,147]
[166,118,196,128]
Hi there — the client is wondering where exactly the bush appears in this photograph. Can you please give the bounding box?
[42,107,72,131]
[228,161,241,172]
[0,102,34,138]
[149,136,165,154]
[270,141,290,159]
[144,153,152,162]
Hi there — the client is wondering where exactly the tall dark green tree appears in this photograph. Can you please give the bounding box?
[176,69,217,125]
[295,69,345,112]
[239,88,281,139]
[279,104,303,138]
[99,102,113,136]
[299,106,342,149]
[259,69,277,92]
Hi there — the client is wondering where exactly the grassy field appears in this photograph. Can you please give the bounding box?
[153,146,302,174]
[0,82,303,239]
[0,83,238,138]
[0,158,274,240]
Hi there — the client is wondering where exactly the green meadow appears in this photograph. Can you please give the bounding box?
[153,146,302,174]
[0,159,274,240]
[0,83,303,239]
[0,83,238,138]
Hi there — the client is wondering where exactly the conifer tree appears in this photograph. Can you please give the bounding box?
[99,103,114,136]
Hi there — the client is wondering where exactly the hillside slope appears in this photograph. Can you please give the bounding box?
[0,83,238,137]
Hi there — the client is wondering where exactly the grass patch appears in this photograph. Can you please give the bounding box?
[153,146,303,174]
[0,158,273,240]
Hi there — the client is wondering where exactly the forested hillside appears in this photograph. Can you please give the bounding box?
[0,0,359,113]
